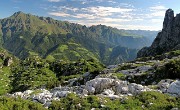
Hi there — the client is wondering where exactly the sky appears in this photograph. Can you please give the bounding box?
[0,0,180,30]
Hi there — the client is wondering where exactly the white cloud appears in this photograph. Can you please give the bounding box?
[121,25,160,31]
[45,2,165,30]
[151,19,163,23]
[94,0,117,3]
[82,6,134,17]
[151,11,165,17]
[149,5,167,17]
[150,5,167,10]
[48,12,71,17]
[81,1,87,4]
[58,6,79,12]
[107,0,117,4]
[48,5,134,20]
[48,0,61,2]
[102,17,131,22]
[73,14,97,19]
[69,19,159,31]
[71,0,117,4]
[119,3,134,8]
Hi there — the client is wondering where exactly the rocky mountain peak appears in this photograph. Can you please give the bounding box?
[12,11,25,17]
[137,9,180,58]
[163,9,174,30]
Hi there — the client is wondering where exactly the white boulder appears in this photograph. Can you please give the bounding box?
[158,79,174,93]
[85,78,114,94]
[23,90,33,95]
[167,80,180,96]
[102,89,115,95]
[82,89,88,96]
[114,80,129,94]
[13,92,23,98]
[55,91,71,98]
[128,83,148,95]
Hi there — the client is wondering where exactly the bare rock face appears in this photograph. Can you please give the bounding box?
[137,9,180,58]
[0,53,5,60]
[163,9,174,30]
[3,57,13,66]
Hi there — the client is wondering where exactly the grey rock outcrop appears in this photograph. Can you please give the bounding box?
[137,9,180,58]
[167,80,180,97]
[85,78,152,95]
[158,79,174,93]
[157,79,180,97]
[4,57,13,66]
[85,78,114,94]
[0,53,5,60]
[9,78,180,108]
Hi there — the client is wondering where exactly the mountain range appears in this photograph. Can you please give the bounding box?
[0,11,158,65]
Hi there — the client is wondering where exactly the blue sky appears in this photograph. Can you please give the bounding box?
[1,0,180,30]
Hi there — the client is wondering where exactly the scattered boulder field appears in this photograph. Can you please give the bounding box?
[8,53,180,108]
[8,78,180,108]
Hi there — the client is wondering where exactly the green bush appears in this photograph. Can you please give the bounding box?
[0,96,45,110]
[137,91,178,110]
[49,92,180,110]
[164,59,180,78]
[49,93,92,110]
[0,67,12,95]
[127,58,180,85]
[112,73,126,80]
[0,92,177,110]
[50,59,104,78]
[154,58,180,81]
[11,67,59,92]
[10,57,59,92]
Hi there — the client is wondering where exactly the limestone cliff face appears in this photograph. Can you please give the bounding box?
[137,9,180,58]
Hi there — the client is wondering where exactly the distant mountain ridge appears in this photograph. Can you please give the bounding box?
[137,9,180,58]
[126,30,159,44]
[0,11,158,65]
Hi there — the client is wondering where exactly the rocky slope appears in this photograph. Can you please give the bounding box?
[137,9,180,58]
[7,50,180,109]
[8,79,180,108]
